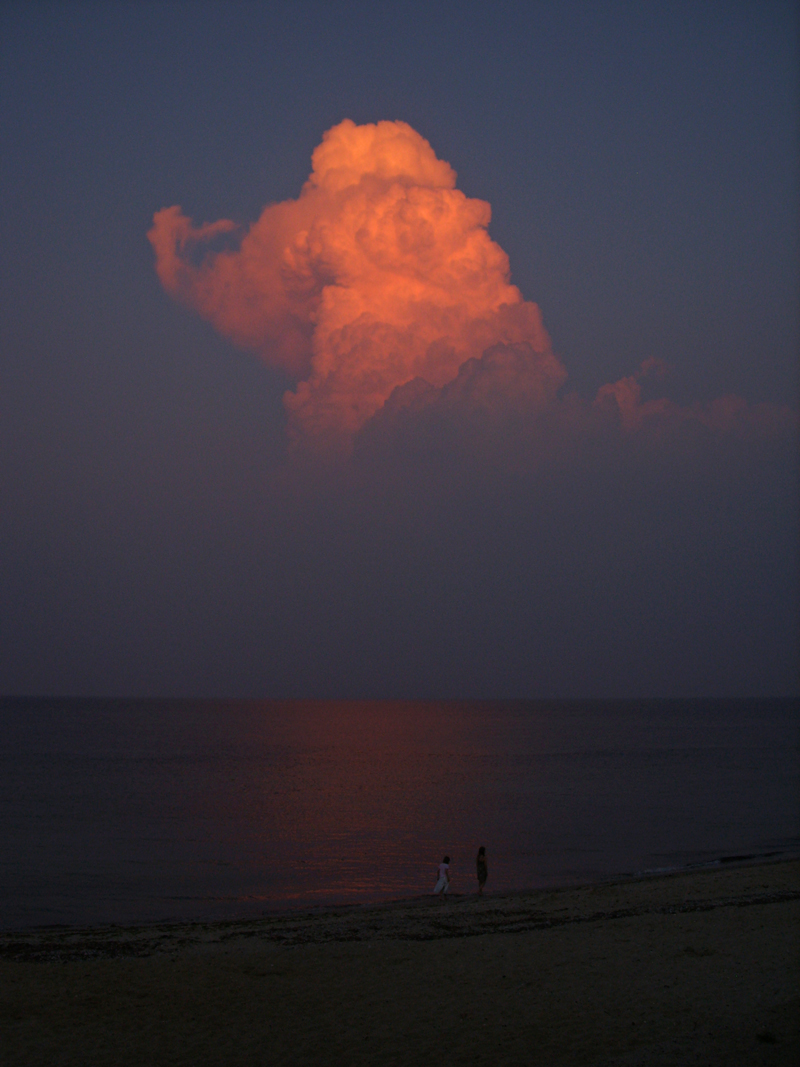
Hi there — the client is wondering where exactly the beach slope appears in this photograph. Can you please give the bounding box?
[2,860,797,1065]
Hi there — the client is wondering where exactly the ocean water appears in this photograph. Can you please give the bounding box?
[0,698,797,930]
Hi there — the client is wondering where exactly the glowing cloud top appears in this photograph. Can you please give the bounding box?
[149,119,564,449]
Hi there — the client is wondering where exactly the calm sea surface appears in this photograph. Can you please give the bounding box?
[0,699,797,930]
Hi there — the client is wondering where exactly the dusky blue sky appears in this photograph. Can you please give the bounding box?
[1,1,797,698]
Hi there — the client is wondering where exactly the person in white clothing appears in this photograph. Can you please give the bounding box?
[433,855,451,894]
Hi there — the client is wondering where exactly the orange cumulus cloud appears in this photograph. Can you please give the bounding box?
[150,119,795,457]
[148,119,563,451]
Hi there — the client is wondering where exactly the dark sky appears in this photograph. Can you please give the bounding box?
[1,0,797,698]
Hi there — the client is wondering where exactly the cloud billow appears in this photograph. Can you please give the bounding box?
[149,119,563,452]
[150,119,793,464]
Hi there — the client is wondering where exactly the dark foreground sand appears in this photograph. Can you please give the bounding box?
[1,860,798,1066]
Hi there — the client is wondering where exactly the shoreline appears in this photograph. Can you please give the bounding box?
[3,847,797,942]
[2,855,797,961]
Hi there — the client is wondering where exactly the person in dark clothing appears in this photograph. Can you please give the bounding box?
[476,846,487,894]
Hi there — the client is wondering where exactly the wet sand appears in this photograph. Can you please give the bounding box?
[2,859,798,1065]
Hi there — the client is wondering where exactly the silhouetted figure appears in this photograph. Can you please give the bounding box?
[476,846,487,894]
[433,855,450,894]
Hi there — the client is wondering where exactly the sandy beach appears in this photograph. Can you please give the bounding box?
[2,859,797,1066]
